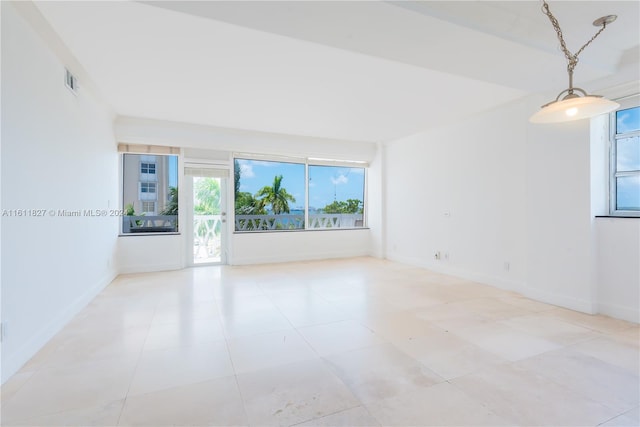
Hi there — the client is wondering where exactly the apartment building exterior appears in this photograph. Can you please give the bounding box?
[122,154,173,215]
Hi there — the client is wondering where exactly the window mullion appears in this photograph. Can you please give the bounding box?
[305,162,309,230]
[615,170,640,177]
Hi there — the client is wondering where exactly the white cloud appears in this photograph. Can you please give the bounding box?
[240,164,255,178]
[331,174,348,185]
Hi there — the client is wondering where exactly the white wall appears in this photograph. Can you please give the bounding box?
[366,143,385,258]
[384,92,639,323]
[595,218,640,322]
[117,235,184,273]
[114,117,378,270]
[384,101,528,292]
[232,229,370,265]
[1,3,119,382]
[524,114,595,312]
[115,116,378,162]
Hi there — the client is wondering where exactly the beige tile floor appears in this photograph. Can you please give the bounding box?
[1,257,639,426]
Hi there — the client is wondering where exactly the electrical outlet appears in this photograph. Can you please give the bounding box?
[434,252,441,260]
[444,252,449,261]
[504,262,510,271]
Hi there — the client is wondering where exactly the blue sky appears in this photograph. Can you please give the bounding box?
[617,106,640,134]
[235,159,365,210]
[168,156,178,188]
[616,106,640,210]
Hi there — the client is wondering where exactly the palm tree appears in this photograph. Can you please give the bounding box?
[234,159,241,195]
[255,175,296,214]
[194,177,220,215]
[160,186,178,215]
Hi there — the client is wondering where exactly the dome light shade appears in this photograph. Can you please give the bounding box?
[529,94,620,123]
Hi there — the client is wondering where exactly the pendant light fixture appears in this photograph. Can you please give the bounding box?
[529,1,620,123]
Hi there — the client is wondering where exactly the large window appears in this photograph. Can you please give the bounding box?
[610,103,640,216]
[308,165,365,228]
[234,158,305,231]
[234,157,366,232]
[122,153,179,233]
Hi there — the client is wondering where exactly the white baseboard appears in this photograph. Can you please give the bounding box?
[385,253,525,294]
[230,250,370,266]
[1,269,117,384]
[385,252,615,318]
[118,262,184,274]
[597,301,640,324]
[519,285,596,314]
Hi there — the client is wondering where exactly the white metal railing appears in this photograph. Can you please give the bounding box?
[122,215,178,233]
[122,213,363,234]
[308,214,363,229]
[193,214,222,260]
[234,213,363,231]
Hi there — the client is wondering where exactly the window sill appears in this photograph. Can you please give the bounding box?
[595,216,640,219]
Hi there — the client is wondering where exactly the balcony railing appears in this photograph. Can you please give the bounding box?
[122,215,178,233]
[235,213,363,231]
[194,215,222,261]
[122,213,363,234]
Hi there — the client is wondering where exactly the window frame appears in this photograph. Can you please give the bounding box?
[609,96,640,217]
[140,181,157,195]
[140,162,156,175]
[120,150,180,235]
[233,154,368,233]
[141,201,156,214]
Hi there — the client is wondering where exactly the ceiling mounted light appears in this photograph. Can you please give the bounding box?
[529,1,620,124]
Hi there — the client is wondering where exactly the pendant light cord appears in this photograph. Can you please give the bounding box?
[541,0,609,90]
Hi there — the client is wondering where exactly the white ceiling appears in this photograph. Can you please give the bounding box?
[32,1,639,143]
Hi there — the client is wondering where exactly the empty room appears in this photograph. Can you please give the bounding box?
[1,1,639,426]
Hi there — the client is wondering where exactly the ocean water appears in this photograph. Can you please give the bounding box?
[267,208,319,215]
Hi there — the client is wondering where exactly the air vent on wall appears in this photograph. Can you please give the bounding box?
[64,68,78,95]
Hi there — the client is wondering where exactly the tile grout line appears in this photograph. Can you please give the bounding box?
[216,295,252,427]
[116,304,158,426]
